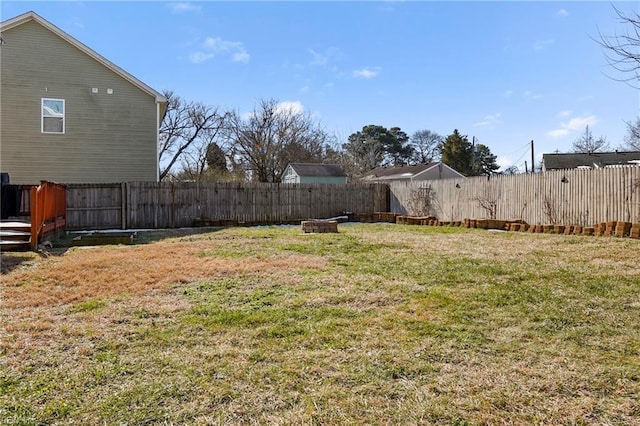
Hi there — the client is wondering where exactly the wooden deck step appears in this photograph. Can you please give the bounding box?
[0,240,31,250]
[0,220,31,229]
[0,229,31,238]
[0,220,31,251]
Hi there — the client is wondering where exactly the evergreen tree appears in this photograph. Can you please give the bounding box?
[440,129,474,176]
[440,130,499,176]
[205,143,228,173]
[343,125,414,173]
[473,143,500,176]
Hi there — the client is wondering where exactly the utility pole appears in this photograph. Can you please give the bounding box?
[472,136,476,173]
[530,140,535,173]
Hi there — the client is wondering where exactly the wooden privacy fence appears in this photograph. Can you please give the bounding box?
[389,166,640,226]
[66,182,388,230]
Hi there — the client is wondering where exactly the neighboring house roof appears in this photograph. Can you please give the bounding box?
[288,163,347,177]
[0,11,168,119]
[361,162,465,181]
[543,151,640,170]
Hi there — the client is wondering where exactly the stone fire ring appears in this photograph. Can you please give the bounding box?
[301,220,338,233]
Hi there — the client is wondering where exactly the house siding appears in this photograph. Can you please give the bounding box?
[281,166,298,183]
[0,20,158,184]
[282,165,347,184]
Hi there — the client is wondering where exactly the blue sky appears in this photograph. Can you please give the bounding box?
[3,1,639,171]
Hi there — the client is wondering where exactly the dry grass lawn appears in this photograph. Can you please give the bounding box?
[1,224,639,424]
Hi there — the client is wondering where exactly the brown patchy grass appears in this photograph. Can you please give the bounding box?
[1,224,639,424]
[1,240,327,308]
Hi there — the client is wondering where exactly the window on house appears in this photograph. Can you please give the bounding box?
[42,98,65,134]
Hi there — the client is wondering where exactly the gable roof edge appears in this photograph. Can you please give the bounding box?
[410,163,439,179]
[1,11,167,107]
[412,162,466,180]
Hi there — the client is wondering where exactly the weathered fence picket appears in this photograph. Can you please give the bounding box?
[389,166,640,225]
[66,182,388,230]
[64,167,640,230]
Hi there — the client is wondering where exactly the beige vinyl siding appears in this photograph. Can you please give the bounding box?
[0,20,158,184]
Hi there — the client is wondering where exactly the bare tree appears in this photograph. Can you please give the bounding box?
[596,5,640,88]
[178,131,229,182]
[572,125,609,153]
[410,129,443,164]
[622,117,640,150]
[227,99,331,182]
[158,90,229,180]
[501,165,520,175]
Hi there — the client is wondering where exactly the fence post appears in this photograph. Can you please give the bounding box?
[120,182,126,230]
[30,186,38,250]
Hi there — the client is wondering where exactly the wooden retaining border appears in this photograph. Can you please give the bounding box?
[390,213,640,240]
[159,209,640,241]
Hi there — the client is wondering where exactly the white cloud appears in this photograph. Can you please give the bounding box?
[557,9,569,17]
[232,51,250,63]
[309,49,328,66]
[503,90,513,98]
[474,113,502,128]
[353,67,379,79]
[309,47,342,66]
[548,129,570,138]
[533,39,554,51]
[548,114,598,138]
[71,17,85,30]
[203,37,242,52]
[167,2,201,14]
[376,0,405,13]
[557,110,572,118]
[563,115,598,130]
[523,90,543,100]
[188,36,249,64]
[276,101,304,116]
[496,156,514,169]
[189,52,214,64]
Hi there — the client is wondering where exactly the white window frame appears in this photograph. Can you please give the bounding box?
[41,98,65,134]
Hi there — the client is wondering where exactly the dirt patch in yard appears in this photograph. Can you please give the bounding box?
[1,239,326,309]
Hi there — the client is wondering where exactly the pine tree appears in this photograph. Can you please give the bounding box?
[440,129,474,176]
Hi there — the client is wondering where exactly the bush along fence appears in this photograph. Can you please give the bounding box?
[389,166,640,226]
[65,182,389,230]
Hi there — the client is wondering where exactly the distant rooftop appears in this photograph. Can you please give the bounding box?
[543,151,640,170]
[288,163,347,177]
[361,163,438,179]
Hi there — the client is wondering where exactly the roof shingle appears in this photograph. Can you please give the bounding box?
[288,163,347,177]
